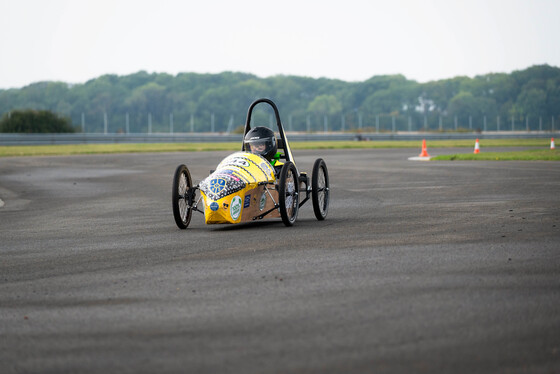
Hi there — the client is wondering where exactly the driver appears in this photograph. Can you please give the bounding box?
[243,126,278,162]
[249,142,266,154]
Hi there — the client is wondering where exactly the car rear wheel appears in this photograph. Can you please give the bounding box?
[172,164,193,229]
[312,158,329,220]
[278,161,299,226]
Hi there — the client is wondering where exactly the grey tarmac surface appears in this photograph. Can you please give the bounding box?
[1,148,559,374]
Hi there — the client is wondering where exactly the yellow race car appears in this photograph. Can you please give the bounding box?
[172,98,330,229]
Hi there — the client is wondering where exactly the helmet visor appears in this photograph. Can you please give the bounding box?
[245,138,273,157]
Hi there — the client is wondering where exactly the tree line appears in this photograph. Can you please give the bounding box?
[0,64,559,133]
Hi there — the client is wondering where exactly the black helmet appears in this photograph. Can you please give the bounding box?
[244,126,277,161]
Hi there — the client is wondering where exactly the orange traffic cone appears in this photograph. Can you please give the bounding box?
[551,138,556,150]
[419,139,430,157]
[474,139,480,154]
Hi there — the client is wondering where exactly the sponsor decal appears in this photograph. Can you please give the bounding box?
[209,178,226,194]
[214,171,240,181]
[217,169,234,175]
[209,202,219,211]
[259,192,266,211]
[200,175,246,200]
[260,162,272,173]
[231,170,249,183]
[258,161,274,179]
[230,196,242,220]
[230,158,250,167]
[244,194,251,208]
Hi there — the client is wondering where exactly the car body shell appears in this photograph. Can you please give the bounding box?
[198,152,281,224]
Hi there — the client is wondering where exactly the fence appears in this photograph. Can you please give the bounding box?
[68,111,558,135]
[1,131,557,146]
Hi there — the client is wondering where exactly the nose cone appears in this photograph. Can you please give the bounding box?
[199,173,247,224]
[201,192,244,224]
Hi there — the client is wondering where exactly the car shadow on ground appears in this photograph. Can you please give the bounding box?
[208,216,341,232]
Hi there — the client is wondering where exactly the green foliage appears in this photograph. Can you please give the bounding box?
[448,91,497,125]
[0,65,559,133]
[307,94,342,115]
[0,109,75,133]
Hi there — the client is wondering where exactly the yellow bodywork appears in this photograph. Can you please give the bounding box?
[199,152,280,224]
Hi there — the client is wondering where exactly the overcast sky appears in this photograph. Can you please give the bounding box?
[1,0,559,89]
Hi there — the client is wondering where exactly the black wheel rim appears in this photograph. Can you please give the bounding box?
[279,162,299,226]
[172,165,192,229]
[284,166,298,222]
[316,165,328,215]
[312,159,329,220]
[177,171,190,224]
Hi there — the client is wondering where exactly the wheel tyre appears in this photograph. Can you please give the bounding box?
[172,164,193,229]
[312,158,329,220]
[278,161,299,227]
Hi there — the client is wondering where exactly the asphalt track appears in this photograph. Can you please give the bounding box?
[1,148,559,374]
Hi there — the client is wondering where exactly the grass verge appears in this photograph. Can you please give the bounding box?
[0,138,555,158]
[432,149,559,161]
[0,143,241,157]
